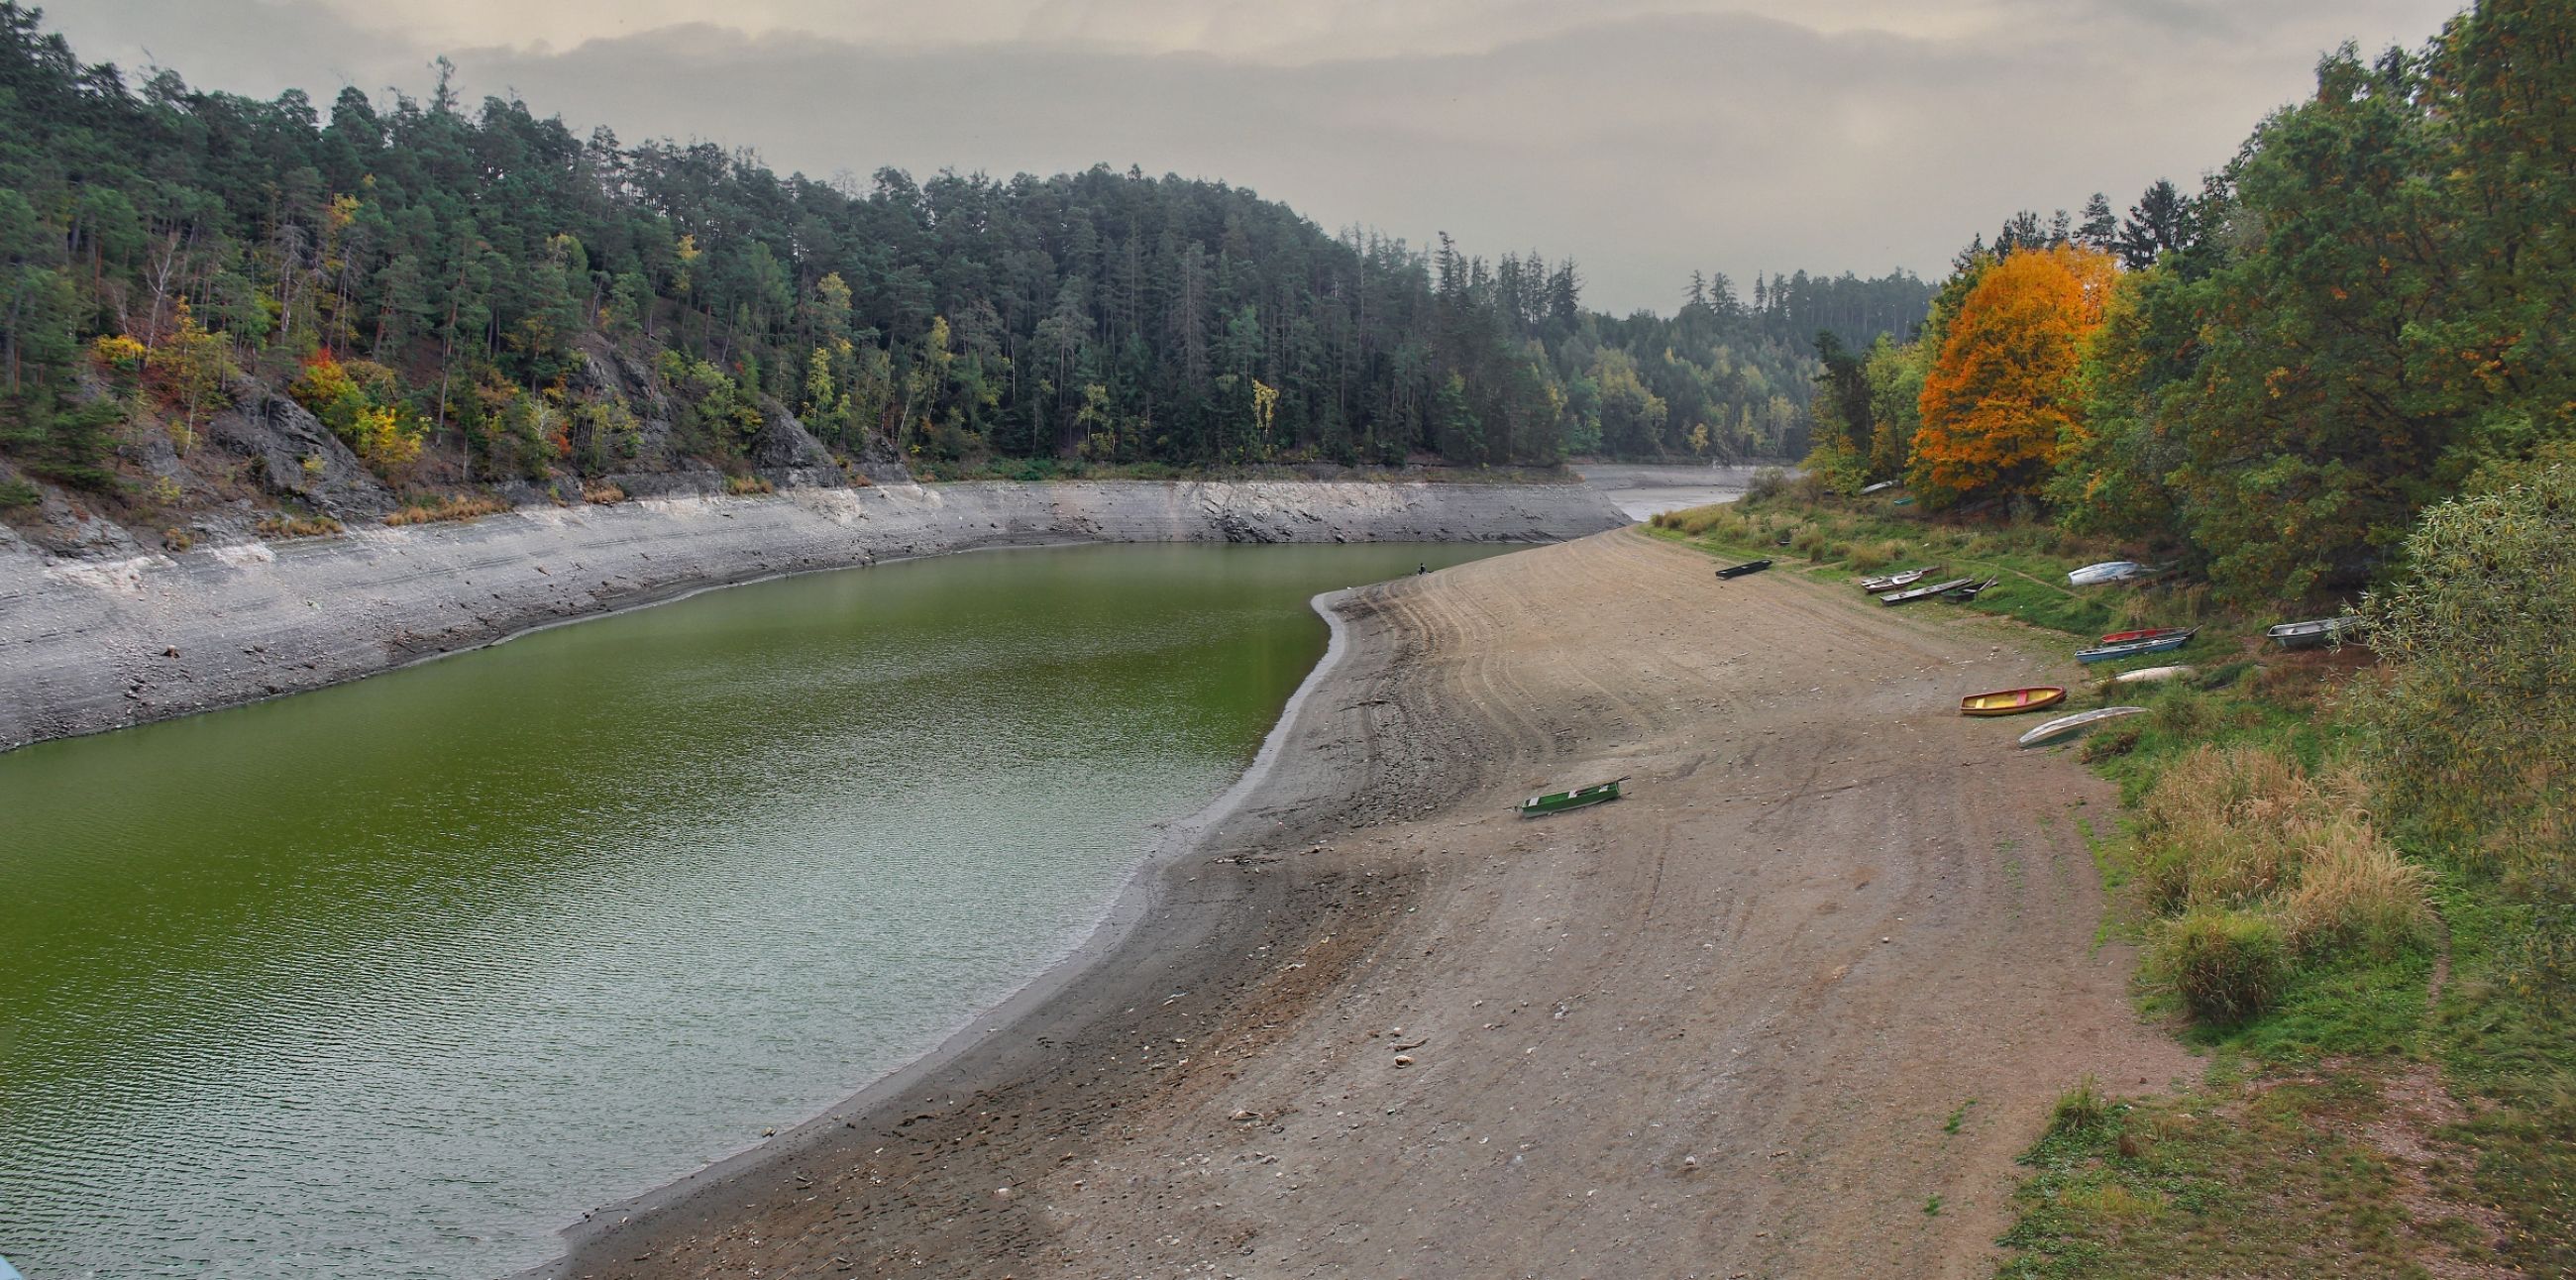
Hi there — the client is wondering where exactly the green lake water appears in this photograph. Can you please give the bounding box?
[0,541,1501,1279]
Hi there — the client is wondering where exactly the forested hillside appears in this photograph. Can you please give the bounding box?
[1807,0,2573,604]
[0,2,1922,532]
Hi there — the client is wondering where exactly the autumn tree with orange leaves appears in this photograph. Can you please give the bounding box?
[1907,245,2116,505]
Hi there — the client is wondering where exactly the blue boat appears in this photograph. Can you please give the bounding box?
[1,1254,22,1280]
[2076,628,2200,664]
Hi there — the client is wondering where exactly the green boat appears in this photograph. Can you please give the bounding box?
[1519,780,1623,817]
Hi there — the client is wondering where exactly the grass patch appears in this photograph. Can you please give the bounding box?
[384,493,510,526]
[722,475,776,495]
[1999,1072,2489,1279]
[253,513,344,539]
[582,481,628,505]
[1947,1099,1979,1134]
[0,477,39,510]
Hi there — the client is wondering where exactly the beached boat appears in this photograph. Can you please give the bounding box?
[2076,628,2199,664]
[1861,480,1899,495]
[2098,626,2194,646]
[1520,780,1622,817]
[1961,687,2067,717]
[1944,576,1998,601]
[1878,576,1980,605]
[2068,561,2149,587]
[2267,616,2363,649]
[1859,565,1942,592]
[2110,664,2195,686]
[2018,705,2149,748]
[1716,559,1772,579]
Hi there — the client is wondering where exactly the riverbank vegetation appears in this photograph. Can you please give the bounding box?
[1660,6,2574,1258]
[1659,460,2575,1274]
[0,0,1925,541]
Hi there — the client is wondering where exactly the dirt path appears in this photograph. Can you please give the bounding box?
[553,529,2194,1280]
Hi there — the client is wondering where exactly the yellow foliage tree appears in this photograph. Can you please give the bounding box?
[1909,245,2116,504]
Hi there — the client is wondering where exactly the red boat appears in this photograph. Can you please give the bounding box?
[2097,626,2195,646]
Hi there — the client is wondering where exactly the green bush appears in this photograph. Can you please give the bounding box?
[1743,467,1793,503]
[2160,908,2287,1024]
[0,477,38,510]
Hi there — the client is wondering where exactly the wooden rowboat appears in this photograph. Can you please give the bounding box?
[2110,664,2195,686]
[2267,616,2362,650]
[1520,780,1623,817]
[2076,628,2200,664]
[1943,576,1998,601]
[1961,687,2067,717]
[2098,626,2194,646]
[2018,705,2149,748]
[1878,576,1980,605]
[1716,559,1773,579]
[1860,565,1942,592]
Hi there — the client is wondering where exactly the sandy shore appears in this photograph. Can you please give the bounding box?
[547,530,2194,1279]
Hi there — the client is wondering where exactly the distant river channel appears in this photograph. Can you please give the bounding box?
[0,542,1502,1279]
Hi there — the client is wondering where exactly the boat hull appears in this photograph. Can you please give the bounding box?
[2098,627,2193,646]
[1716,560,1772,579]
[2267,617,2360,649]
[1520,780,1622,816]
[1962,687,2067,716]
[2018,705,2150,747]
[2076,630,2198,664]
[1878,576,1980,605]
[1860,565,1941,592]
[2068,561,2146,587]
[2110,664,2195,686]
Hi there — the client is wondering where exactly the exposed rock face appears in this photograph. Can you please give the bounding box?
[204,387,396,519]
[0,480,1626,751]
[748,402,845,488]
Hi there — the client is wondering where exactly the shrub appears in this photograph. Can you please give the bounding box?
[2356,465,2576,874]
[385,494,509,526]
[2048,1075,2115,1137]
[2159,908,2287,1024]
[1845,539,1904,573]
[2149,686,2216,738]
[91,333,148,372]
[1743,467,1793,503]
[583,482,628,505]
[0,478,40,510]
[253,513,344,539]
[723,475,775,496]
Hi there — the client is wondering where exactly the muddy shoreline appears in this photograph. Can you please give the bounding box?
[534,577,1422,1277]
[0,479,1624,754]
[549,530,2194,1279]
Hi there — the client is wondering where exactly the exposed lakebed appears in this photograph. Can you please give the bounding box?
[0,542,1500,1279]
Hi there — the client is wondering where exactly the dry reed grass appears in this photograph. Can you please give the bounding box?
[2138,746,2432,1009]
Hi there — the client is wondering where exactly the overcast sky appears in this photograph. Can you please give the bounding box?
[46,0,2466,313]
